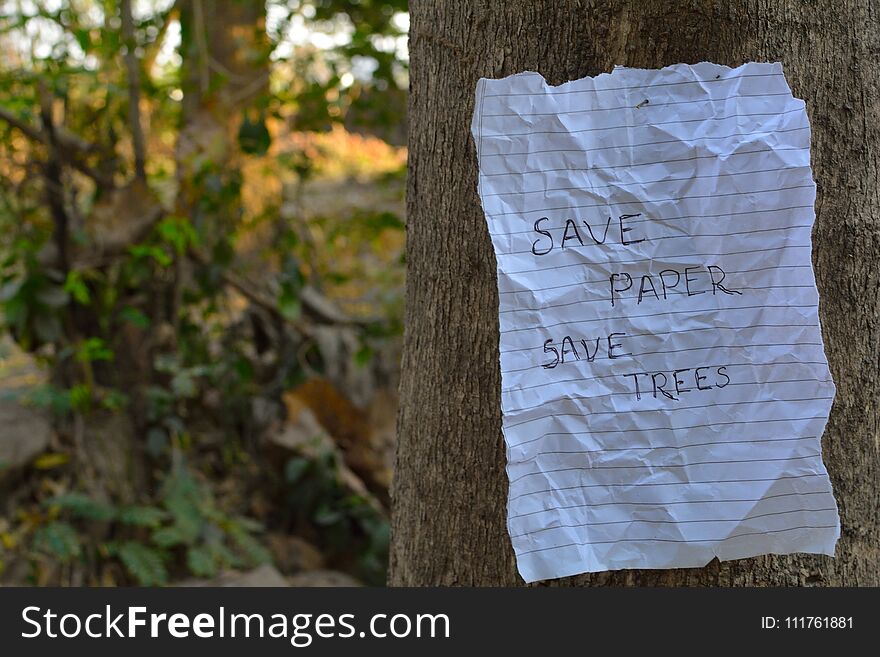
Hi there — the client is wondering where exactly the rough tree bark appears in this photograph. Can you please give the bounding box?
[391,0,879,585]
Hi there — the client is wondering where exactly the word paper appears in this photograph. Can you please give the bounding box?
[471,62,839,582]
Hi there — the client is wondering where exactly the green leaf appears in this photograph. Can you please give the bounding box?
[129,244,173,267]
[118,541,168,586]
[73,28,91,52]
[33,522,81,561]
[284,457,310,484]
[25,384,72,414]
[151,526,187,548]
[63,271,90,305]
[354,344,373,367]
[67,383,92,412]
[228,526,271,566]
[161,470,204,543]
[118,506,167,529]
[186,545,217,578]
[278,287,301,320]
[100,389,129,411]
[119,307,150,329]
[75,337,114,363]
[157,216,198,255]
[207,540,241,569]
[45,493,116,521]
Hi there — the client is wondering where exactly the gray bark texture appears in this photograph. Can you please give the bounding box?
[390,0,879,586]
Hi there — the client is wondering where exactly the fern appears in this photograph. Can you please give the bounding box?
[45,493,116,521]
[33,522,81,561]
[151,526,188,548]
[118,505,167,529]
[117,541,168,586]
[185,545,218,578]
[39,466,278,582]
[161,469,204,543]
[206,540,241,569]
[228,524,271,566]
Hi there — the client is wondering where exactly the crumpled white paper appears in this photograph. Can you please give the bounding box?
[471,62,839,583]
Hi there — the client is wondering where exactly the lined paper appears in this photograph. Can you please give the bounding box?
[471,62,839,582]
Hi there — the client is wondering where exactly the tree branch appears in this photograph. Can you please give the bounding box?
[0,105,43,141]
[0,104,114,188]
[188,246,312,339]
[121,0,147,180]
[0,104,96,153]
[38,85,69,273]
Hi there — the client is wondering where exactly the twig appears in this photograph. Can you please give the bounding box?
[0,104,114,188]
[121,0,146,180]
[0,105,42,141]
[0,105,95,154]
[38,84,69,274]
[188,246,312,338]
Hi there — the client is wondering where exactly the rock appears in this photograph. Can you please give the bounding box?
[266,534,326,574]
[287,570,362,587]
[177,563,289,587]
[0,399,51,482]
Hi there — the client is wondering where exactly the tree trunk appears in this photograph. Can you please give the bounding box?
[391,0,879,586]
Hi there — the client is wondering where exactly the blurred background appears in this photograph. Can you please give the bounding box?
[0,0,408,586]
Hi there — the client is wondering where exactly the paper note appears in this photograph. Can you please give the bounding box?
[471,62,839,583]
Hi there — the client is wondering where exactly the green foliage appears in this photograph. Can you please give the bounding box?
[185,545,217,578]
[46,493,116,521]
[25,382,128,415]
[38,463,271,586]
[0,260,69,348]
[281,451,389,586]
[1,0,404,587]
[274,244,307,322]
[117,505,168,529]
[128,244,173,268]
[267,0,408,136]
[63,271,90,305]
[118,306,150,329]
[284,456,311,485]
[67,383,92,412]
[113,541,168,586]
[75,337,114,364]
[157,216,199,255]
[155,465,272,576]
[32,522,81,562]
